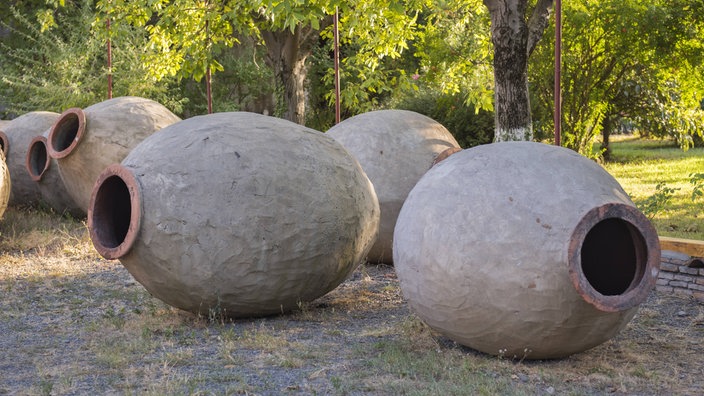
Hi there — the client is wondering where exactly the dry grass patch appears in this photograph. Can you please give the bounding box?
[1,207,703,395]
[0,207,93,255]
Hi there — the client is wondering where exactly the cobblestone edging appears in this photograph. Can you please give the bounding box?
[657,250,704,301]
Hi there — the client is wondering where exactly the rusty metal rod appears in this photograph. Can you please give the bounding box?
[107,18,112,99]
[554,0,561,146]
[334,7,341,124]
[205,16,213,114]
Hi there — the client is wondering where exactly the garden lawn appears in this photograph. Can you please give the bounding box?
[603,136,704,241]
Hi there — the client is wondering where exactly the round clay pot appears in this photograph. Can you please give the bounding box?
[393,141,660,360]
[47,96,181,211]
[88,112,380,317]
[0,111,59,206]
[0,151,9,218]
[327,110,460,264]
[25,132,85,218]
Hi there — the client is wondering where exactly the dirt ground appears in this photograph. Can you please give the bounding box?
[1,208,703,395]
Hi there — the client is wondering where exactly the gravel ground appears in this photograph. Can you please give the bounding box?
[1,211,703,395]
[0,254,412,395]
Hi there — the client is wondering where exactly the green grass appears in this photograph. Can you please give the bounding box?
[603,136,704,240]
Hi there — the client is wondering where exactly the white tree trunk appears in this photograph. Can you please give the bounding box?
[484,0,554,142]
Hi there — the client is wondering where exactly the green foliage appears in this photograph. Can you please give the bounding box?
[633,173,703,228]
[0,1,186,117]
[35,0,69,32]
[314,0,432,115]
[632,69,704,151]
[96,0,249,83]
[258,0,332,34]
[412,0,494,112]
[392,87,494,148]
[178,42,275,117]
[606,137,704,239]
[690,172,704,202]
[316,0,494,117]
[95,0,436,122]
[14,0,701,143]
[0,4,103,114]
[309,0,497,122]
[693,131,704,148]
[306,43,336,130]
[97,0,336,84]
[637,181,680,220]
[308,35,416,130]
[530,0,704,157]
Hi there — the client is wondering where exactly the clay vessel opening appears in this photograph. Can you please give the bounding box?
[48,108,86,159]
[26,137,50,181]
[569,203,660,312]
[89,164,141,259]
[580,218,645,296]
[432,147,463,167]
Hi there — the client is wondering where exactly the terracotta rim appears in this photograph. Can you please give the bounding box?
[568,203,661,312]
[88,164,142,260]
[431,147,463,167]
[47,108,86,159]
[25,136,51,182]
[0,131,8,158]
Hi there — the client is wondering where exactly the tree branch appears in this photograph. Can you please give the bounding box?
[299,15,334,53]
[526,0,554,56]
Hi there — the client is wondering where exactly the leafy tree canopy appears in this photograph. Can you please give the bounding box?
[530,0,704,155]
[95,0,425,82]
[0,1,187,116]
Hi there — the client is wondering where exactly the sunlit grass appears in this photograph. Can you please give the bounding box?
[0,206,97,257]
[603,136,704,240]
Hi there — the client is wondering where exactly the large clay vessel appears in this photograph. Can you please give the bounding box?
[47,97,181,211]
[25,132,85,218]
[88,112,380,317]
[0,111,59,206]
[0,151,10,218]
[393,141,660,359]
[327,110,460,264]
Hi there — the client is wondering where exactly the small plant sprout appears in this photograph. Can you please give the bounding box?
[690,172,704,201]
[638,181,680,220]
[207,296,227,325]
[518,348,532,364]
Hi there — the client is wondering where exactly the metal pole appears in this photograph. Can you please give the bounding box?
[205,16,213,114]
[206,66,213,114]
[334,7,341,124]
[107,18,113,99]
[554,0,562,146]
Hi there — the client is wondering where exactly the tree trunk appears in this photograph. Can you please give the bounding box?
[484,0,553,142]
[601,115,613,161]
[262,27,316,125]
